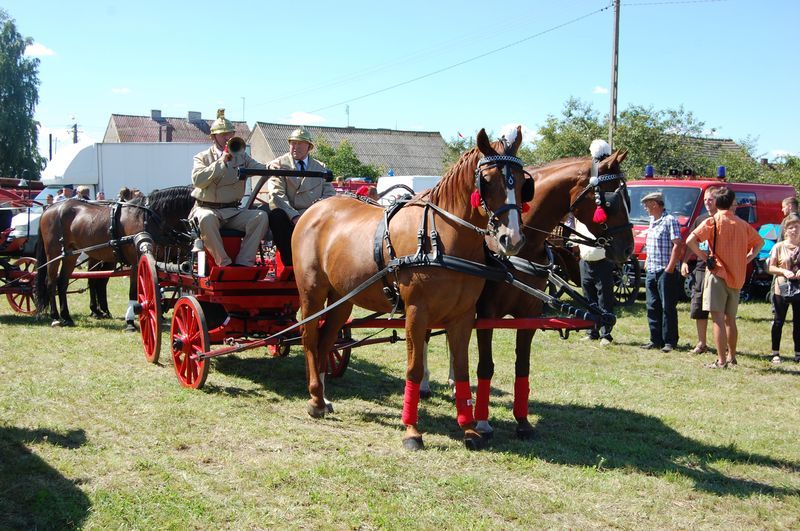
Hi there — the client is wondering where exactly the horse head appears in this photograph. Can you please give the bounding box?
[134,186,195,249]
[568,146,634,264]
[473,127,531,257]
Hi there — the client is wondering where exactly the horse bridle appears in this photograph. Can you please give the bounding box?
[473,154,530,238]
[567,160,632,248]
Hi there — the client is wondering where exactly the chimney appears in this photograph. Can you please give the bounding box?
[151,109,162,120]
[187,111,201,122]
[760,158,769,165]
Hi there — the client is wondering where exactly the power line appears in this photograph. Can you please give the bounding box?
[310,4,614,113]
[623,0,728,6]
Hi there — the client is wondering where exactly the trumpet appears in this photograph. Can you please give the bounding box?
[226,136,246,154]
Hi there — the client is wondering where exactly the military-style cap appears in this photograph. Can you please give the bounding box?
[210,108,236,135]
[641,191,664,204]
[288,127,314,148]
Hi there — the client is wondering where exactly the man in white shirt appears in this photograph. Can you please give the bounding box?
[575,219,615,345]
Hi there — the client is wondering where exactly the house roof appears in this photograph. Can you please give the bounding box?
[686,136,743,159]
[250,123,447,176]
[103,112,250,143]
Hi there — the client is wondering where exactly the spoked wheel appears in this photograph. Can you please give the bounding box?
[6,257,37,314]
[137,254,162,363]
[613,256,641,306]
[327,327,352,378]
[170,296,210,389]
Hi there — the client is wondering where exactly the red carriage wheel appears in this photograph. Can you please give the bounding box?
[6,257,37,315]
[170,296,210,389]
[137,254,162,363]
[327,327,352,378]
[267,344,291,357]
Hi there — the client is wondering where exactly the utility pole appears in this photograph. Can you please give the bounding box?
[608,0,621,148]
[241,97,246,121]
[72,122,79,144]
[345,104,350,127]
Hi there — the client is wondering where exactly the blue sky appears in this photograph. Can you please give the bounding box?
[7,0,799,165]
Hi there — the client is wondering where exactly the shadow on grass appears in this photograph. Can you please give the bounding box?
[211,345,405,403]
[0,426,90,529]
[502,401,799,497]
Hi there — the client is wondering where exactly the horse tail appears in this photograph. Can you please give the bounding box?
[34,225,49,316]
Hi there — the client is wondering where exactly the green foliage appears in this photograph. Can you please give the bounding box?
[313,135,382,181]
[0,10,45,179]
[528,98,605,165]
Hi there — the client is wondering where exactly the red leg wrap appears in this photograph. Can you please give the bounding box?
[454,380,474,427]
[402,380,420,426]
[474,378,491,421]
[513,376,530,419]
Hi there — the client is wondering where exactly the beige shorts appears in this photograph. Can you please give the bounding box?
[702,273,739,315]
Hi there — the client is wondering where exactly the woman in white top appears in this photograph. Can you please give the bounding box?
[767,213,800,363]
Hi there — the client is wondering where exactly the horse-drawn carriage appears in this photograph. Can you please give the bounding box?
[126,131,632,450]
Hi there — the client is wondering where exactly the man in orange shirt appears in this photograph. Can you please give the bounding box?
[686,187,764,368]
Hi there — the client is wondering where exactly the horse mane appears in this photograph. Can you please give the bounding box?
[140,185,194,214]
[424,139,507,211]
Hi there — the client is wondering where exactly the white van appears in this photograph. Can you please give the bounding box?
[376,175,441,206]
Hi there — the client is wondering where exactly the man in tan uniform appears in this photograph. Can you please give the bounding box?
[257,128,335,265]
[191,109,269,267]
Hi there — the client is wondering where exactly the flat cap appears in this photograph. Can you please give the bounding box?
[641,191,664,204]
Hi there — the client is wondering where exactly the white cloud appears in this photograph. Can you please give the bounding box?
[111,87,131,95]
[286,111,326,125]
[592,86,609,95]
[769,149,797,160]
[24,42,55,57]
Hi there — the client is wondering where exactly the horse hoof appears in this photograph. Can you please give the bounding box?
[325,401,334,414]
[515,426,536,440]
[50,319,62,327]
[477,429,494,441]
[63,320,75,327]
[402,436,424,451]
[307,403,327,418]
[419,388,432,400]
[463,434,489,451]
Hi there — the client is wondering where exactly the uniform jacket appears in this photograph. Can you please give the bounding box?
[191,144,266,205]
[260,152,335,219]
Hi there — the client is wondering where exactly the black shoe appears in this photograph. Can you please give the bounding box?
[641,342,663,350]
[661,344,674,353]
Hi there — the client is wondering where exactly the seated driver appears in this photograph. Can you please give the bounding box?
[191,108,269,267]
[256,128,335,265]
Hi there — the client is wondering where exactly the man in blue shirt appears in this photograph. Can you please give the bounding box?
[641,191,684,352]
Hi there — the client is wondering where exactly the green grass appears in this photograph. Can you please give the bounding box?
[1,278,799,529]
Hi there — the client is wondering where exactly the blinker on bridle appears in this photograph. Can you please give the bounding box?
[568,159,631,246]
[472,155,530,235]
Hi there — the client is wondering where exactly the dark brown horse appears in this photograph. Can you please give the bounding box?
[292,128,531,450]
[35,187,194,327]
[472,147,633,440]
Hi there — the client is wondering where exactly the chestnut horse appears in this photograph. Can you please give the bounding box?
[293,128,531,450]
[35,187,194,327]
[472,148,633,440]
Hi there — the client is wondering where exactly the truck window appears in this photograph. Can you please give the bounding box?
[734,192,757,224]
[628,186,702,225]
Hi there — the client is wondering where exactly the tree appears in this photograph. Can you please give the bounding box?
[529,98,605,165]
[0,10,45,179]
[313,136,382,180]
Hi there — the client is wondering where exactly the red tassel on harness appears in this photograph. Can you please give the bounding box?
[513,376,530,419]
[522,202,531,214]
[474,378,491,421]
[470,190,482,209]
[454,380,475,427]
[592,204,608,224]
[402,380,420,426]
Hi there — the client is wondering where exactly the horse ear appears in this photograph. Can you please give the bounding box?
[476,129,493,154]
[616,149,628,164]
[508,125,523,155]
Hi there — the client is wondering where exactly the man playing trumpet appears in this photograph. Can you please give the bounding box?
[190,108,269,267]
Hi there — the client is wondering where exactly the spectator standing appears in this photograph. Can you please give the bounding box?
[55,185,73,202]
[640,191,684,352]
[681,186,720,355]
[767,213,800,363]
[686,187,764,368]
[45,194,54,206]
[97,191,106,200]
[778,197,799,241]
[575,219,615,345]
